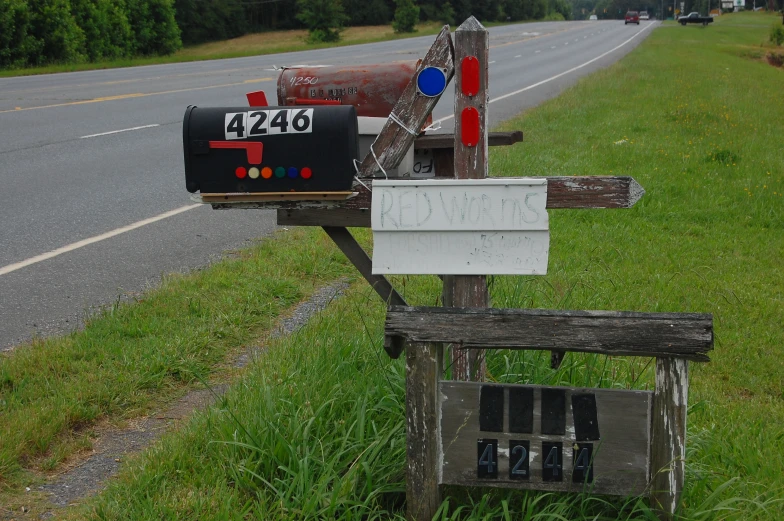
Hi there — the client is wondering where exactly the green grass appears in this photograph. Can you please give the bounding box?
[0,228,355,492]
[3,10,784,520]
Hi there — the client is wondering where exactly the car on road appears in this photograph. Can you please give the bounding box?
[589,14,598,20]
[625,11,640,24]
[640,11,650,20]
[678,12,714,25]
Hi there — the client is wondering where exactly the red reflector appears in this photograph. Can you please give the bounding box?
[246,90,268,107]
[461,107,480,147]
[301,167,312,179]
[461,56,480,97]
[209,141,263,165]
[235,166,247,179]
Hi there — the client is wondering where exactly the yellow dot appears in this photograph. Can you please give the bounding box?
[261,167,272,179]
[248,167,260,179]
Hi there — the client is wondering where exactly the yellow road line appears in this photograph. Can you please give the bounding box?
[0,77,274,114]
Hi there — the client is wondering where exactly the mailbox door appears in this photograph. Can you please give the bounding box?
[183,105,358,194]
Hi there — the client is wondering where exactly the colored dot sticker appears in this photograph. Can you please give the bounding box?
[248,167,260,179]
[288,167,298,178]
[235,166,247,179]
[261,167,272,179]
[300,167,312,179]
[417,67,447,97]
[275,166,286,178]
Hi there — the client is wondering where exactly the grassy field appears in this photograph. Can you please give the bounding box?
[2,10,783,520]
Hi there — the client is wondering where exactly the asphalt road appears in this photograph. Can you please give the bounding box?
[0,20,657,351]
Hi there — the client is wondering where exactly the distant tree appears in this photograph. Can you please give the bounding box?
[126,0,181,55]
[175,0,247,45]
[297,0,348,42]
[0,0,37,67]
[25,0,86,65]
[343,0,391,25]
[71,0,132,60]
[393,0,419,32]
[439,1,457,23]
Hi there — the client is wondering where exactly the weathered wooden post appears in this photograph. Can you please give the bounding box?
[446,16,490,382]
[405,342,443,520]
[650,358,689,520]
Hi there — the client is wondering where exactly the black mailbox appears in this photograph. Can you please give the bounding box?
[183,105,358,194]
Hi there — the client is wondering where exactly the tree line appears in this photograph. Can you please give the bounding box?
[1,0,573,69]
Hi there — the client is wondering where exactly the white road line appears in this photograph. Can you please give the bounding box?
[515,54,522,58]
[489,60,496,64]
[535,50,541,53]
[432,22,654,126]
[0,204,201,276]
[551,46,557,49]
[80,124,159,139]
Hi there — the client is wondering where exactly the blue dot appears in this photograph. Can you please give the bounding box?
[417,67,447,97]
[288,167,299,178]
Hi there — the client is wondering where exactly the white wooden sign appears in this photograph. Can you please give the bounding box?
[371,179,549,275]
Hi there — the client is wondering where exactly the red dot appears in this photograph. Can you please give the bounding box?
[235,166,247,179]
[301,167,312,179]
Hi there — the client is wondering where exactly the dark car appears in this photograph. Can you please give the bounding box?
[625,11,640,24]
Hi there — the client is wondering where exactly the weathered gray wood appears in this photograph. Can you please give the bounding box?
[357,26,454,178]
[321,226,407,356]
[273,176,644,227]
[537,176,645,209]
[650,358,689,521]
[385,306,714,361]
[406,342,443,521]
[449,16,491,382]
[413,131,523,150]
[440,381,652,495]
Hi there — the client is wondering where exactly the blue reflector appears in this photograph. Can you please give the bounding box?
[417,67,447,97]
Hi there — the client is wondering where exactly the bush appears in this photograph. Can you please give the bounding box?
[174,0,247,45]
[297,0,348,43]
[0,0,37,67]
[771,24,784,46]
[392,0,419,33]
[27,0,86,65]
[71,0,133,60]
[126,0,181,56]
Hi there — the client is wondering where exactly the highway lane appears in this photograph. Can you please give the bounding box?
[0,20,657,350]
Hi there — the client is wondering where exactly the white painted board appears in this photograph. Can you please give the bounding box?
[371,179,549,275]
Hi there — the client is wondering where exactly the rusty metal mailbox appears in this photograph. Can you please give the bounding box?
[183,105,358,194]
[277,62,418,118]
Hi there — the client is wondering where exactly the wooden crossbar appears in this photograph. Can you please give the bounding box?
[385,306,714,361]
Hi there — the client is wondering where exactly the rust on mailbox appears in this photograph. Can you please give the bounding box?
[277,62,419,118]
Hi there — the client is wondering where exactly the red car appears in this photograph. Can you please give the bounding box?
[625,11,640,24]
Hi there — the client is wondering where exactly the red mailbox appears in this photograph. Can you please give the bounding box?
[277,62,418,118]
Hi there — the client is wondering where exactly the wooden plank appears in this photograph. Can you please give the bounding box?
[357,26,454,178]
[201,191,355,203]
[406,342,443,521]
[274,176,644,227]
[449,16,490,382]
[439,381,652,496]
[413,131,523,150]
[321,227,407,357]
[385,306,714,361]
[650,358,689,521]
